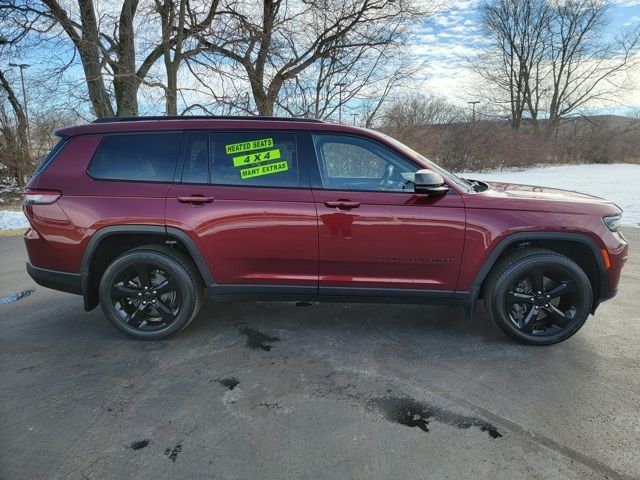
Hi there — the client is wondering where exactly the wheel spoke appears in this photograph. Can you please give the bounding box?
[506,291,534,305]
[520,306,540,332]
[529,267,545,294]
[111,284,141,299]
[544,304,571,327]
[154,277,178,295]
[126,305,146,328]
[134,264,151,289]
[546,280,575,300]
[154,300,176,323]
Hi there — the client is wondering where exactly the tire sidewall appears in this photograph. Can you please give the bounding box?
[99,250,197,340]
[492,255,593,345]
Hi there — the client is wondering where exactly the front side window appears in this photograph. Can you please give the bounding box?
[88,132,182,182]
[209,132,299,188]
[312,134,418,192]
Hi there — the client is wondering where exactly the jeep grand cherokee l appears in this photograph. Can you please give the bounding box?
[23,116,628,345]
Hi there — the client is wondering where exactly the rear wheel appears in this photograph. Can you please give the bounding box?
[484,248,593,345]
[99,246,202,339]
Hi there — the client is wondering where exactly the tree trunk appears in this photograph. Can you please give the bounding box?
[77,0,115,117]
[113,0,140,116]
[165,64,178,115]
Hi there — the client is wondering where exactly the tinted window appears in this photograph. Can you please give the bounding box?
[33,138,68,176]
[313,134,417,192]
[209,132,299,187]
[88,132,182,182]
[181,132,209,183]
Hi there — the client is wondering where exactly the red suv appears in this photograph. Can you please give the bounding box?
[23,116,628,345]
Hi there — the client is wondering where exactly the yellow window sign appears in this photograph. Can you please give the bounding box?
[232,148,281,167]
[225,138,274,155]
[240,161,289,179]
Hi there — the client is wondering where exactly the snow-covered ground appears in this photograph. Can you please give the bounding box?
[0,210,29,229]
[1,164,638,229]
[457,163,640,227]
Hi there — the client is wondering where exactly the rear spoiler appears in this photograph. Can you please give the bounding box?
[53,126,78,138]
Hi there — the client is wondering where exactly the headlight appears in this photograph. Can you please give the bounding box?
[603,214,622,232]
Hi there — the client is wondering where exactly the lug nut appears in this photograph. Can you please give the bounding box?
[547,295,550,299]
[142,301,147,305]
[534,306,540,310]
[545,303,549,307]
[152,291,156,294]
[138,293,142,297]
[144,286,148,290]
[530,297,535,302]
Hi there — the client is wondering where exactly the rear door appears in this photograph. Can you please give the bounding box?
[165,130,318,293]
[308,133,465,294]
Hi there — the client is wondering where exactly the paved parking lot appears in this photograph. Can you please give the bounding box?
[1,230,639,480]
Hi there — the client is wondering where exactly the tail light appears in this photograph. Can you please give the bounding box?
[23,189,62,205]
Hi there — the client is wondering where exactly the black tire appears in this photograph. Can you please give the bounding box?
[483,248,593,345]
[99,245,203,340]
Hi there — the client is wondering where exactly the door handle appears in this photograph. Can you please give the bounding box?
[177,195,214,204]
[324,200,360,210]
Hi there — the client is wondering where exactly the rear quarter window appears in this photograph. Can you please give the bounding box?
[88,132,182,182]
[33,138,68,177]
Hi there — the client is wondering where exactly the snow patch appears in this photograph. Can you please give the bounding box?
[0,210,29,229]
[457,163,640,227]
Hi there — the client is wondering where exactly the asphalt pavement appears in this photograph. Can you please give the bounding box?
[1,230,639,480]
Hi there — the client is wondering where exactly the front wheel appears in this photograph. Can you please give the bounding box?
[484,248,593,345]
[99,245,203,340]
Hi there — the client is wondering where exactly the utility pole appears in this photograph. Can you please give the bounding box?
[334,82,346,123]
[467,100,480,123]
[351,113,358,126]
[9,63,31,147]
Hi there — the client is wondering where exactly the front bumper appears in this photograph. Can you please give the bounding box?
[26,262,82,295]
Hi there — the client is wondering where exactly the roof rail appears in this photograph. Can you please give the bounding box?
[92,115,324,124]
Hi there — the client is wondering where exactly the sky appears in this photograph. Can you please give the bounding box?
[409,0,640,115]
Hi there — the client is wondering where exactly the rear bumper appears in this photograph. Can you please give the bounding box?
[26,262,82,295]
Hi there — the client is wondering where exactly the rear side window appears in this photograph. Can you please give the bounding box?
[209,132,299,188]
[33,138,68,176]
[88,132,182,182]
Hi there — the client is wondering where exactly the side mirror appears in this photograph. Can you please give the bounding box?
[414,169,450,196]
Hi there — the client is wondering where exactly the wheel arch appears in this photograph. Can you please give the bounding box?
[80,225,214,311]
[465,232,608,318]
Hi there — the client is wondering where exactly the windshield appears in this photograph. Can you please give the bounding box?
[380,134,474,192]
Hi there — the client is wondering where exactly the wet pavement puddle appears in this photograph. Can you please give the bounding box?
[0,289,35,305]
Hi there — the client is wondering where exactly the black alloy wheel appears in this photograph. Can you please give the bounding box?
[505,266,582,336]
[99,246,202,339]
[484,248,593,345]
[110,263,182,331]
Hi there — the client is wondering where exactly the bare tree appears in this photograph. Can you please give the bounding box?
[546,0,640,131]
[0,68,29,187]
[474,0,552,129]
[193,0,435,116]
[152,0,219,115]
[274,43,421,124]
[4,0,218,117]
[475,0,640,133]
[381,93,464,129]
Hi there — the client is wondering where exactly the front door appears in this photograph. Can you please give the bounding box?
[165,130,317,292]
[309,133,465,294]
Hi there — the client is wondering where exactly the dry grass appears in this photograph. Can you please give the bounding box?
[0,228,25,237]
